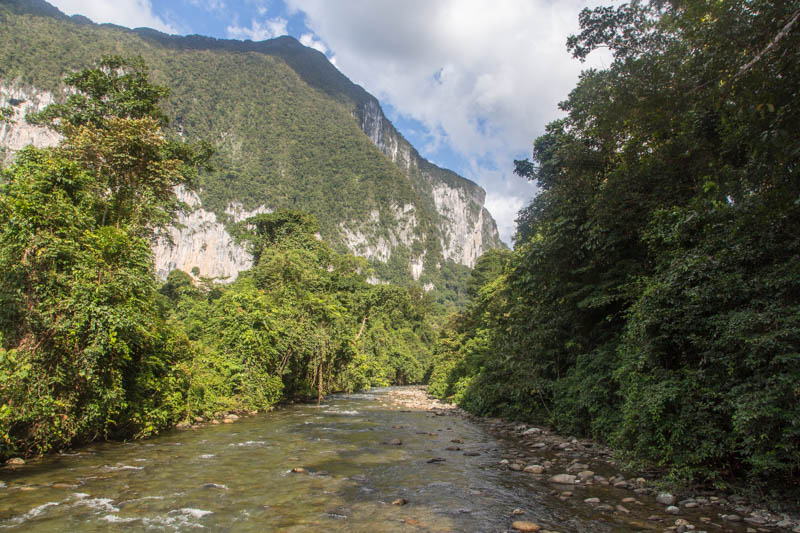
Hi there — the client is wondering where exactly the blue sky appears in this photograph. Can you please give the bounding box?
[49,0,612,244]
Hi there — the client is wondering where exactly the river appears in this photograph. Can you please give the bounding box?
[0,387,765,532]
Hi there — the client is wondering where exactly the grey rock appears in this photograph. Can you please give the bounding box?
[549,474,576,484]
[666,506,681,514]
[722,514,742,522]
[524,465,545,474]
[656,493,676,506]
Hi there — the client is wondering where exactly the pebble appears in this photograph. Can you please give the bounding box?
[656,493,676,505]
[577,470,594,481]
[511,520,541,532]
[666,506,680,514]
[549,474,576,485]
[722,514,742,522]
[509,463,523,471]
[524,465,545,474]
[584,498,600,504]
[615,505,630,514]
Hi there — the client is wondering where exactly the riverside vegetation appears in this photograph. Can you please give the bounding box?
[0,57,436,459]
[0,0,798,509]
[427,0,799,502]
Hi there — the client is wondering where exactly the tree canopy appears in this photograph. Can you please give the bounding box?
[428,0,800,496]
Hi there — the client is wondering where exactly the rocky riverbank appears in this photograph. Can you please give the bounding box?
[384,386,800,533]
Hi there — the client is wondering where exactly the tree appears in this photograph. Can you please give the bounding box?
[0,57,209,458]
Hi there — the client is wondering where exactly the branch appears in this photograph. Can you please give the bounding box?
[353,313,368,343]
[736,8,800,79]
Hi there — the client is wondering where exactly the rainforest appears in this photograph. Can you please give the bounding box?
[0,0,798,515]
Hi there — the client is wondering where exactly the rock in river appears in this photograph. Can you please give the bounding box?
[656,492,675,505]
[549,474,576,485]
[512,520,542,532]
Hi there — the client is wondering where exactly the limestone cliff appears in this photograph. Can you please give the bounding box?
[0,83,61,165]
[356,98,503,268]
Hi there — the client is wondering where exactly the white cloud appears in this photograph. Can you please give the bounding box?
[226,16,288,41]
[299,33,327,54]
[286,0,612,244]
[189,0,227,12]
[48,0,177,33]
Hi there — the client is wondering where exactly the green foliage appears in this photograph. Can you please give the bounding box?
[427,0,800,495]
[166,210,438,412]
[0,57,206,457]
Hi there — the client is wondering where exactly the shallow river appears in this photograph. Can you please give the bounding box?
[0,388,705,532]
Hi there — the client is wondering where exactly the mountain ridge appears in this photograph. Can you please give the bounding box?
[0,0,504,294]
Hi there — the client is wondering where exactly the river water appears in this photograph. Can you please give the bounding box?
[0,388,732,532]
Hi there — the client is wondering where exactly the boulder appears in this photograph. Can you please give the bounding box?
[511,520,541,532]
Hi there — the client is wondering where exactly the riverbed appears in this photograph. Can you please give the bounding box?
[0,388,789,532]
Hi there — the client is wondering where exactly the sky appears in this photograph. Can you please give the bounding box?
[47,0,612,244]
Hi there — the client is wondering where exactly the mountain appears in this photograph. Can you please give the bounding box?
[0,0,504,292]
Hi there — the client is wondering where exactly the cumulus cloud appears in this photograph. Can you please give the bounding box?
[189,0,227,12]
[299,33,327,54]
[286,0,611,244]
[48,0,177,33]
[226,16,288,41]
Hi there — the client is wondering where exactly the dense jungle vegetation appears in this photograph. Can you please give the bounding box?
[428,0,799,498]
[0,58,436,459]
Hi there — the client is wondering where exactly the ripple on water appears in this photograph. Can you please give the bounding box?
[104,464,144,471]
[171,508,213,519]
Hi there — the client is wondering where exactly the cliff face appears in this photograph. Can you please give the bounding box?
[0,83,61,164]
[0,0,505,287]
[356,99,503,269]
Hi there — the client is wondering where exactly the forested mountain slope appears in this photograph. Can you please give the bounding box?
[0,0,503,294]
